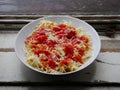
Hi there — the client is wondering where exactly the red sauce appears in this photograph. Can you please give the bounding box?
[25,23,90,70]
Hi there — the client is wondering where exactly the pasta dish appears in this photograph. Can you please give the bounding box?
[24,20,92,73]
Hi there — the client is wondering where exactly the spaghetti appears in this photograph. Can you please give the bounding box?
[24,20,92,73]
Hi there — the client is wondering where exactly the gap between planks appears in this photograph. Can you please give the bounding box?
[0,81,120,86]
[0,48,14,52]
[1,48,120,52]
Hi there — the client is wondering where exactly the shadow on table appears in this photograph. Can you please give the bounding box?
[21,61,96,83]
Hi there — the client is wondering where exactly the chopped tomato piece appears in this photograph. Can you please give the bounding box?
[39,55,48,61]
[55,52,60,58]
[72,39,81,44]
[53,26,61,31]
[33,26,45,35]
[24,36,32,44]
[33,48,41,56]
[55,30,65,35]
[73,54,83,63]
[35,35,48,44]
[39,26,45,31]
[34,30,45,36]
[66,30,76,39]
[42,59,56,69]
[47,59,56,69]
[46,40,57,47]
[55,30,66,39]
[40,45,47,50]
[64,44,74,56]
[84,43,89,48]
[60,57,70,65]
[31,44,39,49]
[58,24,66,29]
[60,60,67,65]
[42,51,50,56]
[78,47,85,56]
[66,54,72,58]
[32,45,50,56]
[33,49,50,56]
[79,36,89,43]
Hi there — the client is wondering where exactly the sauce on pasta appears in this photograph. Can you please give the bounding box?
[24,21,92,73]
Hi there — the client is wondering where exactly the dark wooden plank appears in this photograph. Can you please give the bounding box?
[0,15,120,19]
[0,19,120,24]
[0,16,119,35]
[0,15,119,34]
[0,0,120,15]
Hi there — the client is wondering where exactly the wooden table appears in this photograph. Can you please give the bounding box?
[0,0,120,89]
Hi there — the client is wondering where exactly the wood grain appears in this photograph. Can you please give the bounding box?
[0,0,120,15]
[0,17,120,85]
[101,40,120,52]
[0,0,120,87]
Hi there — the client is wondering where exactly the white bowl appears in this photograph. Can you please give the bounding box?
[15,15,101,75]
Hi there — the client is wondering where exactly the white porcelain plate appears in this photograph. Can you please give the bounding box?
[15,15,101,75]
